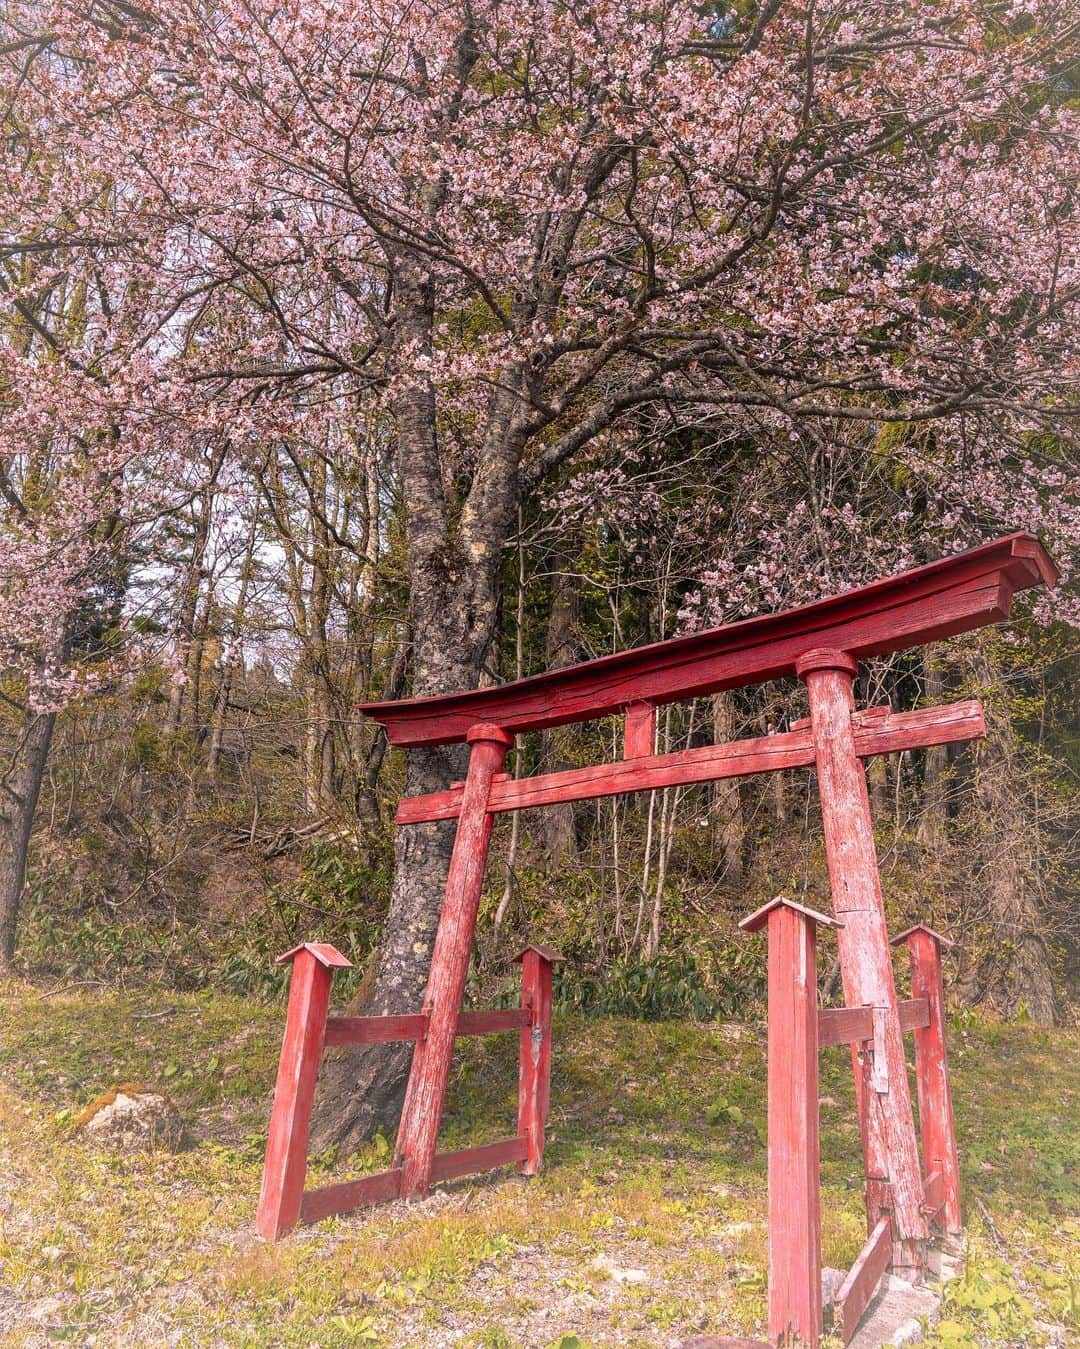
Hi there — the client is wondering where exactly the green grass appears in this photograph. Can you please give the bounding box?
[0,987,1075,1346]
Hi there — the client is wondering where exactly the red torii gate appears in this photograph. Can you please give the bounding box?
[257,532,1056,1346]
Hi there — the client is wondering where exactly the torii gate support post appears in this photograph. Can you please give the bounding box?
[396,723,514,1198]
[896,925,962,1234]
[742,898,838,1348]
[797,649,929,1272]
[514,944,561,1175]
[257,942,353,1240]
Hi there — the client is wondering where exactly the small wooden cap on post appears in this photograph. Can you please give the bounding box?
[274,941,353,969]
[512,944,565,964]
[739,896,843,934]
[891,923,955,948]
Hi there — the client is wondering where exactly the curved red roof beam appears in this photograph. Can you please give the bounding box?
[360,532,1057,748]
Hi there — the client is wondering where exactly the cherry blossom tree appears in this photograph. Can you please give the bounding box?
[4,0,1077,1130]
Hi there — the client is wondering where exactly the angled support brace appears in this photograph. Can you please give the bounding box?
[395,723,514,1198]
[797,649,929,1273]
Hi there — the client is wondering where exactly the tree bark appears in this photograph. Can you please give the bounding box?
[0,707,57,976]
[310,241,522,1154]
[711,691,744,880]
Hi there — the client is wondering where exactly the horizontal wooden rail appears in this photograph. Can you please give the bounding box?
[835,1214,892,1342]
[457,1008,532,1035]
[397,701,985,824]
[324,1014,427,1047]
[818,997,929,1048]
[299,1167,403,1225]
[323,1007,529,1048]
[430,1135,529,1184]
[899,996,932,1034]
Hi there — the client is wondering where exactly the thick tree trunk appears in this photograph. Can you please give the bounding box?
[311,239,522,1154]
[0,708,57,976]
[164,455,220,739]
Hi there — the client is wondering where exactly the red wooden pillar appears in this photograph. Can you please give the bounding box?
[256,942,353,1240]
[514,944,562,1174]
[742,897,838,1348]
[396,723,514,1198]
[796,648,928,1271]
[623,700,656,759]
[894,924,962,1234]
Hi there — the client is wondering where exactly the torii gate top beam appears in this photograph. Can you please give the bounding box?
[361,532,1056,748]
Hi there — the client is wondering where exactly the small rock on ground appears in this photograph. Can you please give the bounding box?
[79,1087,186,1152]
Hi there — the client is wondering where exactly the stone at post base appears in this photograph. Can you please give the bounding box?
[75,1082,187,1153]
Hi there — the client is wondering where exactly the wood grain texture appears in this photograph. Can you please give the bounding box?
[800,655,928,1267]
[922,1168,945,1221]
[766,904,822,1348]
[517,947,554,1175]
[623,700,656,758]
[256,949,334,1240]
[394,726,512,1199]
[429,1135,528,1184]
[298,1168,403,1224]
[457,1008,532,1036]
[396,701,985,824]
[323,1014,428,1046]
[363,534,1054,746]
[837,1215,893,1342]
[906,928,963,1233]
[818,998,930,1048]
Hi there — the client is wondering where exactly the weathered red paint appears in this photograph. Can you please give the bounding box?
[818,997,930,1048]
[396,700,986,824]
[395,723,514,1198]
[300,1168,403,1224]
[895,924,962,1233]
[258,933,555,1235]
[797,649,929,1270]
[836,1215,893,1342]
[257,539,1058,1341]
[922,1168,945,1223]
[362,534,1054,746]
[514,945,561,1174]
[256,942,352,1240]
[429,1134,529,1183]
[623,700,657,758]
[741,898,838,1347]
[323,1013,428,1046]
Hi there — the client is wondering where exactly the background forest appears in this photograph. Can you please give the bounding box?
[1,0,1077,1045]
[8,431,1077,1028]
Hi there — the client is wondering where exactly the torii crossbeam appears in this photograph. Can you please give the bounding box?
[260,533,1057,1343]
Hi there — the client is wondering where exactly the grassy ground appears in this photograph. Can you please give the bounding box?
[0,986,1075,1347]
